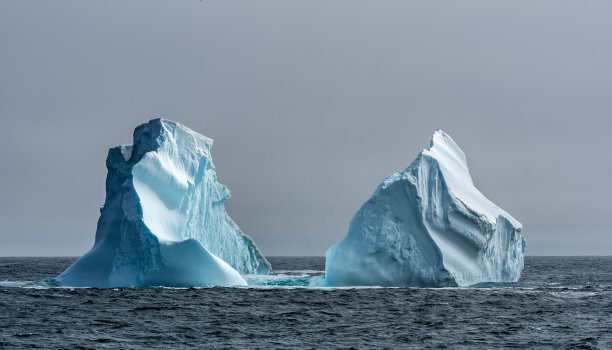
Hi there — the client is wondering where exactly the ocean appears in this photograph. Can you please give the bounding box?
[0,256,611,349]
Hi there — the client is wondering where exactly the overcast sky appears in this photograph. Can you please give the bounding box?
[1,1,611,256]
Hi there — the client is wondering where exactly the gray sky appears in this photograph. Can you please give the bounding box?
[1,1,611,256]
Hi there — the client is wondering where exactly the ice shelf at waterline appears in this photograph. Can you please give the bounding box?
[320,130,525,287]
[58,119,270,287]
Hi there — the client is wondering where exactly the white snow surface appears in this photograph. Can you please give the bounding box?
[58,118,270,287]
[323,130,525,287]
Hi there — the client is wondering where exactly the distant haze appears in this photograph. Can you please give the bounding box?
[1,1,611,256]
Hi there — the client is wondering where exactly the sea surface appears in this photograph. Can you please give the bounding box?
[1,256,611,349]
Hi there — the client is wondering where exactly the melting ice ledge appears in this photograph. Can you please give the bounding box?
[57,119,524,288]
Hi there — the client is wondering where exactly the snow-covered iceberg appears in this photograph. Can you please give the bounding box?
[322,130,525,287]
[58,118,270,287]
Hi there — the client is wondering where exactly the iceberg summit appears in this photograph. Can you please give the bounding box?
[58,118,270,287]
[322,130,525,287]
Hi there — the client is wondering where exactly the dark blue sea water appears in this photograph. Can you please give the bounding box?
[1,256,611,349]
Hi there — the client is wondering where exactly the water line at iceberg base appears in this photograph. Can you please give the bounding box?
[1,273,532,290]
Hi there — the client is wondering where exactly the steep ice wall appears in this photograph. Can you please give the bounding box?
[323,130,525,287]
[58,119,270,287]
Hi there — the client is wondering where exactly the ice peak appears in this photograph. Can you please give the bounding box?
[427,130,467,166]
[119,118,215,168]
[421,129,472,188]
[134,118,213,146]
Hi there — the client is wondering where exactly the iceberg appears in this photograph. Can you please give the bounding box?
[58,118,270,287]
[322,130,525,287]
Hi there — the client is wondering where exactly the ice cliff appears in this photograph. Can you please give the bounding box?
[322,130,525,287]
[58,118,270,287]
